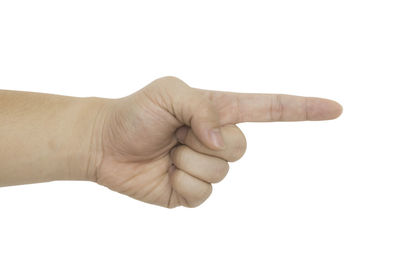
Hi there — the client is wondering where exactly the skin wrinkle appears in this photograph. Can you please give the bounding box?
[305,97,309,121]
[167,184,174,208]
[234,93,242,124]
[112,160,162,195]
[135,173,167,203]
[276,94,284,122]
[121,157,169,196]
[96,102,113,183]
[176,193,187,208]
[109,170,137,195]
[269,94,280,122]
[86,99,109,182]
[145,174,171,205]
[166,164,178,208]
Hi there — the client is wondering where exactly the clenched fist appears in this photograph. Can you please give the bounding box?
[87,76,342,208]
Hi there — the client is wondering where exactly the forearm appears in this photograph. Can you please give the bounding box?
[0,90,107,186]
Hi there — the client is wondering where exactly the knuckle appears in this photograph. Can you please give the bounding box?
[270,94,284,121]
[155,76,188,89]
[158,75,182,83]
[146,76,189,95]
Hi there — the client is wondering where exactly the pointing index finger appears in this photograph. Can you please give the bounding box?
[201,90,343,125]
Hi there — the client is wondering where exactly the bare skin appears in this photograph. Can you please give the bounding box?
[0,76,342,208]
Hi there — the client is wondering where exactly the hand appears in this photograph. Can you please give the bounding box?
[92,76,342,208]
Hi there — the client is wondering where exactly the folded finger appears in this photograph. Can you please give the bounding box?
[170,168,212,208]
[171,145,229,183]
[175,124,246,162]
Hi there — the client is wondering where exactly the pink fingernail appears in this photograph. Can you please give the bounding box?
[209,128,225,149]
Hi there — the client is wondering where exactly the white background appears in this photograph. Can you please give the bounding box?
[0,0,399,266]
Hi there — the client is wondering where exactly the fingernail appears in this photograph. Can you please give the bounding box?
[209,128,225,149]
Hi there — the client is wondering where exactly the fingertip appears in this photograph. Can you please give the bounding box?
[332,101,343,119]
[307,98,343,121]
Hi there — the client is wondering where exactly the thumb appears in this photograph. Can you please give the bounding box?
[147,76,225,150]
[189,95,225,150]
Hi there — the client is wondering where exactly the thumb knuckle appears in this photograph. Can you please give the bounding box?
[154,76,189,91]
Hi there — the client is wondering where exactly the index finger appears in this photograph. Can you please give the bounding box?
[200,90,343,125]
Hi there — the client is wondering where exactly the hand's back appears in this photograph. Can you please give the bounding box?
[93,76,342,208]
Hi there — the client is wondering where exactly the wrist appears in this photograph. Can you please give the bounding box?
[0,91,113,186]
[62,96,112,183]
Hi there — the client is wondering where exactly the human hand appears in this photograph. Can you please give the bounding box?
[91,76,342,208]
